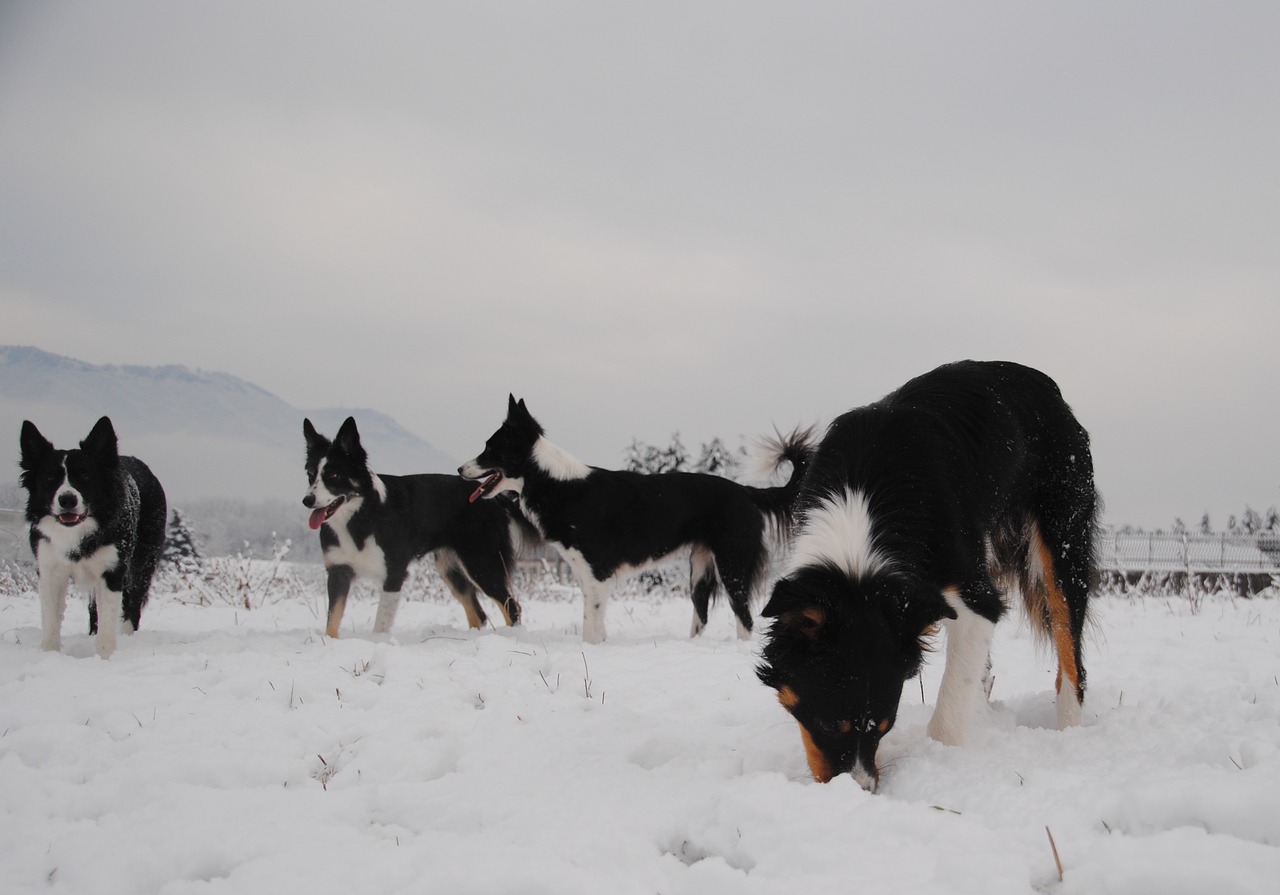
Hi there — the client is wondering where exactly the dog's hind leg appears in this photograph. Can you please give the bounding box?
[710,550,759,641]
[325,565,355,638]
[451,545,522,627]
[436,551,489,629]
[688,547,717,637]
[1027,519,1093,728]
[122,582,147,634]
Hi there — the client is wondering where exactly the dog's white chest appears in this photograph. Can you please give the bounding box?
[324,524,388,583]
[35,521,120,591]
[35,517,120,585]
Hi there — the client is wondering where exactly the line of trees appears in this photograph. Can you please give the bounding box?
[1117,506,1280,537]
[622,433,745,478]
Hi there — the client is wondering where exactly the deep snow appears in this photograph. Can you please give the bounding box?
[2,580,1279,895]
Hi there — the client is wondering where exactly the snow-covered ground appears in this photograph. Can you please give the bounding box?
[2,581,1278,895]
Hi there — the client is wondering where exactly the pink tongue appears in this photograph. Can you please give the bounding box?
[308,508,328,530]
[469,472,500,504]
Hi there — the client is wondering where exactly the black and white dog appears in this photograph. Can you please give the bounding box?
[757,361,1099,790]
[303,417,535,638]
[19,416,167,658]
[460,396,815,643]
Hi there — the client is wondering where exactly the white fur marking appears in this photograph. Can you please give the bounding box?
[51,459,86,517]
[36,536,121,656]
[1057,683,1083,729]
[559,546,611,643]
[533,437,591,481]
[95,586,122,658]
[788,489,891,579]
[321,497,388,583]
[373,592,400,635]
[927,588,996,747]
[307,458,334,507]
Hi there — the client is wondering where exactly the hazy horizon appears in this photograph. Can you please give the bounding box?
[3,2,1278,527]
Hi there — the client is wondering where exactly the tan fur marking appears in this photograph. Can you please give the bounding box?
[878,718,890,734]
[837,720,852,734]
[782,606,827,640]
[459,598,485,629]
[801,606,826,627]
[325,595,347,639]
[778,686,800,709]
[1035,536,1079,696]
[798,722,834,783]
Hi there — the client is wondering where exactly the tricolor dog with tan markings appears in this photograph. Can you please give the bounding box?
[757,360,1099,791]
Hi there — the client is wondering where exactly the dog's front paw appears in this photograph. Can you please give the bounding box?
[926,711,967,747]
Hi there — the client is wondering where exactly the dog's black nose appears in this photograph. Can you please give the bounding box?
[58,492,78,509]
[457,466,466,477]
[302,494,315,508]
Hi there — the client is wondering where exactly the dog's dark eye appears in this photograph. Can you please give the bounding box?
[816,720,852,736]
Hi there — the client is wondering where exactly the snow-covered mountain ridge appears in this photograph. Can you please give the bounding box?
[0,346,455,503]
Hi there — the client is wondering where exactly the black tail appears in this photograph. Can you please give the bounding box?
[746,425,818,538]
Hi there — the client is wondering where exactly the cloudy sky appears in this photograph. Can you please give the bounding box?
[1,1,1277,528]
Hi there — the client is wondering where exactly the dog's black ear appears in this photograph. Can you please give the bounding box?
[335,416,370,467]
[19,421,53,471]
[901,584,958,653]
[762,577,828,642]
[507,393,531,423]
[81,416,119,464]
[335,416,360,450]
[302,418,330,467]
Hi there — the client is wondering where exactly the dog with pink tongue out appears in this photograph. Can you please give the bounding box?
[302,417,537,638]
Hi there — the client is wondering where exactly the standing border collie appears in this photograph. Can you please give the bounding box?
[757,361,1099,791]
[303,417,535,638]
[460,396,815,643]
[19,417,167,658]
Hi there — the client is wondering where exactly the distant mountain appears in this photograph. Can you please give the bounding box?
[0,346,455,504]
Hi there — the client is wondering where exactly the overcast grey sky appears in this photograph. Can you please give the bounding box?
[1,1,1277,527]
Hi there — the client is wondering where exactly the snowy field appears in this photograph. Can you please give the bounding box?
[2,579,1279,895]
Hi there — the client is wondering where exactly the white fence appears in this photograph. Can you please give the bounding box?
[1098,527,1280,594]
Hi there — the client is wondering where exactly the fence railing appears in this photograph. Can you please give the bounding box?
[1098,528,1280,575]
[1097,527,1280,595]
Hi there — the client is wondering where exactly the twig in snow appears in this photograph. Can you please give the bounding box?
[1046,826,1064,882]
